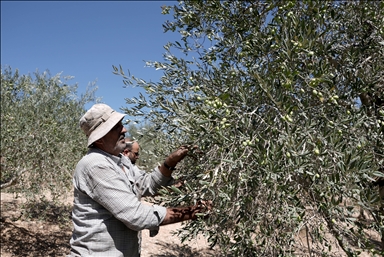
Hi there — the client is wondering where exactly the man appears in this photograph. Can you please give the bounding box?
[122,139,152,186]
[122,138,140,165]
[69,104,209,257]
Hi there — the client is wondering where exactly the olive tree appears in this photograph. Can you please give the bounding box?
[115,1,383,255]
[1,67,97,206]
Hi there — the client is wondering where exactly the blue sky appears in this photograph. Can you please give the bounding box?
[1,1,180,121]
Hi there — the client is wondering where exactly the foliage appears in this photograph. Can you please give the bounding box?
[116,0,384,256]
[1,66,97,204]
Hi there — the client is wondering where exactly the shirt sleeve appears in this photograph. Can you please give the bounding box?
[133,166,175,197]
[84,160,167,231]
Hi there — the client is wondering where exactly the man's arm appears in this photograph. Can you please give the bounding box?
[160,201,211,225]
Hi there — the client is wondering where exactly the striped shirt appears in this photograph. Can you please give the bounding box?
[69,147,174,257]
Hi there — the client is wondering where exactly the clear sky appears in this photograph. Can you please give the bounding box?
[1,1,180,120]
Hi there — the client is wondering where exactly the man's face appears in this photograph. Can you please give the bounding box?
[98,121,127,156]
[128,142,140,164]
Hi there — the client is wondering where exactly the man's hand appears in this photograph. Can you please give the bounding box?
[164,145,190,167]
[161,200,213,225]
[192,200,213,219]
[161,145,198,177]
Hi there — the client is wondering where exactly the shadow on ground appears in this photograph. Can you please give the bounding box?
[1,218,70,257]
[148,241,215,257]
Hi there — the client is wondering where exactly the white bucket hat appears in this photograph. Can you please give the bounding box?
[79,104,125,147]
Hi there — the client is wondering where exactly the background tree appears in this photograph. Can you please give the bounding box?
[115,0,383,255]
[1,66,98,212]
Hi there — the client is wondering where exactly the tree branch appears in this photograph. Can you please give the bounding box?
[1,168,28,189]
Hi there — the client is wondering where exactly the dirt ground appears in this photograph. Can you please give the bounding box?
[1,192,382,256]
[0,192,215,257]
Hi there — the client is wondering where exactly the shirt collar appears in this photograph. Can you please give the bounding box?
[88,147,123,165]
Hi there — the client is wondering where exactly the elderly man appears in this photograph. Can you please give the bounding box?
[69,104,208,257]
